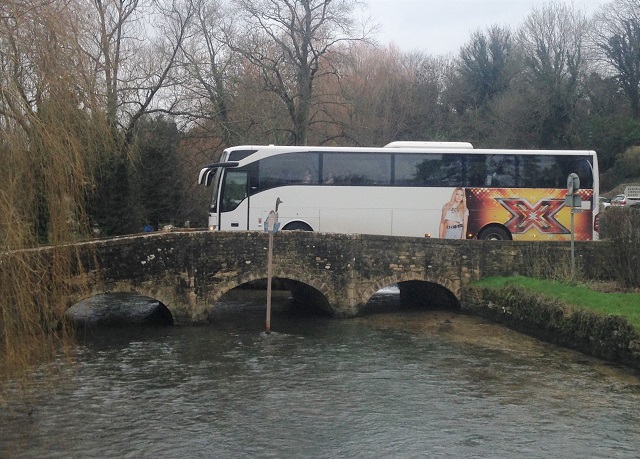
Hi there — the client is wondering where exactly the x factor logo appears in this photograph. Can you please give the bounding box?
[497,198,569,234]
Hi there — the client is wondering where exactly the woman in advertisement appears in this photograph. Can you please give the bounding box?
[439,187,469,239]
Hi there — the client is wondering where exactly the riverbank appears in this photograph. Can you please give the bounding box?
[461,278,640,371]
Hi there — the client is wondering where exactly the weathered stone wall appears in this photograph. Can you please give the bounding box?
[56,230,615,323]
[460,286,640,370]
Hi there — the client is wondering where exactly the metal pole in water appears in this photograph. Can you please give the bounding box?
[264,197,282,335]
[266,230,273,334]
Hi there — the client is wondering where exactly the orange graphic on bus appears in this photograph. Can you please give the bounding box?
[497,197,568,234]
[466,188,594,241]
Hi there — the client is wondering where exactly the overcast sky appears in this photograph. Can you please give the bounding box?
[363,0,611,56]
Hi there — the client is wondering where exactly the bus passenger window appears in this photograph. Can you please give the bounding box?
[322,152,391,186]
[257,152,319,190]
[465,155,487,187]
[484,154,516,187]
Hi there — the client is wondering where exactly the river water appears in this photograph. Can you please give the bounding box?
[2,289,640,458]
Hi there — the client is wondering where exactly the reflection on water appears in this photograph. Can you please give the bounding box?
[2,289,640,458]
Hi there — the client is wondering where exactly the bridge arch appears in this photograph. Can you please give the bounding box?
[359,273,460,305]
[67,269,203,323]
[209,270,267,304]
[67,291,174,327]
[273,266,337,310]
[207,267,337,316]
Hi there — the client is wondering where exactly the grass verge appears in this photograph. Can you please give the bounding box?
[472,276,640,330]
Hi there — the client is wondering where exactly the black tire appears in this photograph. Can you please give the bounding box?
[478,226,511,241]
[282,221,312,231]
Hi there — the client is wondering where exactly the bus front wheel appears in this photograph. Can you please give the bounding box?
[282,222,313,231]
[478,226,511,241]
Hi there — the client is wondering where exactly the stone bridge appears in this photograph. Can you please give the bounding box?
[60,230,609,324]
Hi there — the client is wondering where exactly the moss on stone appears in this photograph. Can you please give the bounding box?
[461,286,640,370]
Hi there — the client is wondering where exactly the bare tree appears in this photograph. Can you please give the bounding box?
[227,0,373,145]
[75,0,196,234]
[84,0,194,143]
[175,0,245,147]
[592,0,640,118]
[337,43,453,146]
[517,1,589,147]
[334,43,405,145]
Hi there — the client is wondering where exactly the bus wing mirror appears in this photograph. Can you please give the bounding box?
[198,167,215,186]
[198,161,240,186]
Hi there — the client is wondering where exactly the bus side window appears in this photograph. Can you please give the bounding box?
[519,155,561,188]
[393,155,418,185]
[564,157,593,189]
[465,154,487,187]
[323,152,391,186]
[435,154,463,187]
[484,154,516,187]
[257,152,319,190]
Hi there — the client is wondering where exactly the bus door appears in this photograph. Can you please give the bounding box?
[219,170,249,230]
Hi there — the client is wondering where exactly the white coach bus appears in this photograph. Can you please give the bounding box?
[198,142,599,240]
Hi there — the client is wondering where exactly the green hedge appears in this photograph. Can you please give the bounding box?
[598,207,640,288]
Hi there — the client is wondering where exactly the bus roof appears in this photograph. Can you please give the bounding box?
[222,145,598,168]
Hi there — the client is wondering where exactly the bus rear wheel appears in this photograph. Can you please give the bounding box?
[282,222,313,231]
[478,226,511,241]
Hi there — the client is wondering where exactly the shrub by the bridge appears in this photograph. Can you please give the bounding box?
[598,207,640,288]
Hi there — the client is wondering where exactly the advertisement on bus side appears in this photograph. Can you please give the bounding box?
[465,188,594,241]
